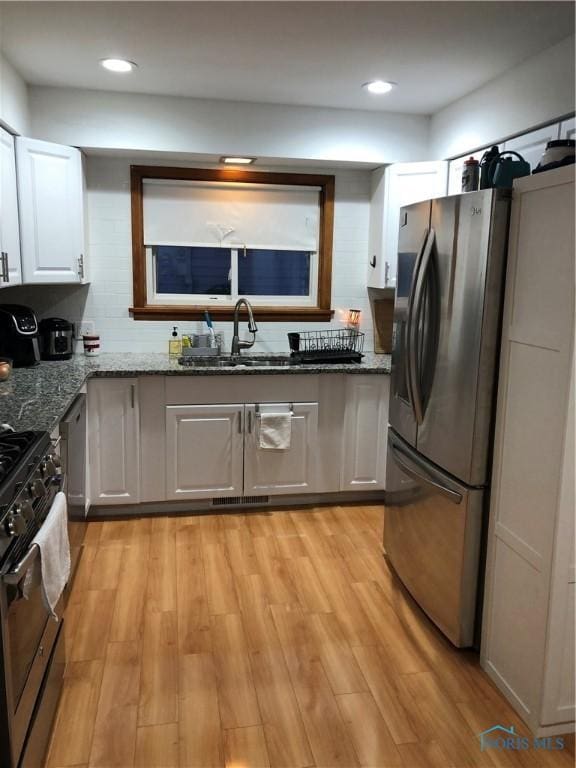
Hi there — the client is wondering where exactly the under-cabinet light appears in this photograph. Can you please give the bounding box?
[220,156,256,165]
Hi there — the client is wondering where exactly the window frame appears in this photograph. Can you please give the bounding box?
[130,166,335,321]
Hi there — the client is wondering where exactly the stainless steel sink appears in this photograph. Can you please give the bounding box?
[179,355,295,368]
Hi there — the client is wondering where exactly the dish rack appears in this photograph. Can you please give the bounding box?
[288,329,365,364]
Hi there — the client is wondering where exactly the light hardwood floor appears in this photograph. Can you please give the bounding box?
[45,505,574,768]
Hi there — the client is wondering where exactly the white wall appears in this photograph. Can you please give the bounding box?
[3,156,374,354]
[430,35,575,159]
[0,53,30,134]
[29,86,430,165]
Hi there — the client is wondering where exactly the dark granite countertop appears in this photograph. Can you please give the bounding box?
[0,352,391,433]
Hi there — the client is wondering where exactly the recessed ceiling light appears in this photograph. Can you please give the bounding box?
[362,80,395,95]
[100,58,137,73]
[220,156,256,165]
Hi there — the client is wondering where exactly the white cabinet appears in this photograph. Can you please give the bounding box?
[341,376,389,491]
[16,137,86,284]
[88,379,140,505]
[0,127,22,287]
[368,161,447,288]
[244,403,318,496]
[165,401,318,501]
[165,404,244,500]
[560,116,575,142]
[502,124,561,173]
[481,166,575,737]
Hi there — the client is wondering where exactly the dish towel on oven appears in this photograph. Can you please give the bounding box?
[30,491,70,620]
[259,412,292,449]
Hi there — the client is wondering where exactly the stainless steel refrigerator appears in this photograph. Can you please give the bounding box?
[385,188,511,648]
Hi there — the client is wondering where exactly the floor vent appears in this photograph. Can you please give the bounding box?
[212,495,270,506]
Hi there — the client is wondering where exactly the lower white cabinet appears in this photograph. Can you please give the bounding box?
[88,378,140,505]
[341,376,389,491]
[244,403,318,496]
[165,401,318,500]
[165,404,244,500]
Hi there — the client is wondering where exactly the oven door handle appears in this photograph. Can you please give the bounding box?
[3,544,39,585]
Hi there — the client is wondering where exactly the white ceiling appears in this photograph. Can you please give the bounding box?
[1,1,574,115]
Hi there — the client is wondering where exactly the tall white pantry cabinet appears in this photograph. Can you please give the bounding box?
[481,165,575,737]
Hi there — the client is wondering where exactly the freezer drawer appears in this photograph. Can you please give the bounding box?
[384,429,484,647]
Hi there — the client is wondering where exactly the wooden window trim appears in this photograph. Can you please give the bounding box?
[129,165,335,321]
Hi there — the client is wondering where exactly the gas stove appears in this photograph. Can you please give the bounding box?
[0,430,62,570]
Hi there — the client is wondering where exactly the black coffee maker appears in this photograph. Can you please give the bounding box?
[0,305,41,367]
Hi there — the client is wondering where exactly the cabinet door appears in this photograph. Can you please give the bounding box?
[560,116,575,142]
[503,124,560,173]
[368,161,447,288]
[16,137,85,284]
[244,403,318,496]
[341,375,389,491]
[165,404,244,500]
[0,127,22,287]
[88,379,140,505]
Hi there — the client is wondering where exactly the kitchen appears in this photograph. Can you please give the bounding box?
[0,2,574,767]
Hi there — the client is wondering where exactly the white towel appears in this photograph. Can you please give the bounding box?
[259,412,292,450]
[30,492,70,620]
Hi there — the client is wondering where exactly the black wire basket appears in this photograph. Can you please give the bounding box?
[288,329,365,364]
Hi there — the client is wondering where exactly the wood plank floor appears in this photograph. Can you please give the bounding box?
[45,505,575,768]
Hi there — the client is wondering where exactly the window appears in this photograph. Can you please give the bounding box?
[130,167,334,321]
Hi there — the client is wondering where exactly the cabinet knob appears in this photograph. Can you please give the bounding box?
[369,256,376,269]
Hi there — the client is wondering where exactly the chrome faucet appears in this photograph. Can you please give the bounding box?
[231,298,258,356]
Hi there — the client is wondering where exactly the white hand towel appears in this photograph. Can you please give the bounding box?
[259,412,292,450]
[31,491,70,620]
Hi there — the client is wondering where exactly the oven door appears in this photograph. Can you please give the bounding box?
[2,542,64,766]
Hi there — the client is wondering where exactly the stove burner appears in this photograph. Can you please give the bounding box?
[0,432,39,484]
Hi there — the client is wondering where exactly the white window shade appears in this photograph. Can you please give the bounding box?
[143,179,321,250]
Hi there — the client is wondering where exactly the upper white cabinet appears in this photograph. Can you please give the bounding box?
[16,137,86,284]
[244,403,318,496]
[0,127,22,287]
[88,378,140,505]
[368,161,447,288]
[481,166,575,736]
[502,123,561,173]
[560,116,575,142]
[341,376,389,491]
[165,404,245,500]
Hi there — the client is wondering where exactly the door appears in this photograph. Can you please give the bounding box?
[16,137,85,284]
[341,376,388,491]
[88,379,140,505]
[244,402,318,496]
[368,162,447,288]
[165,404,244,500]
[388,199,431,447]
[415,190,511,485]
[384,429,484,647]
[0,127,22,287]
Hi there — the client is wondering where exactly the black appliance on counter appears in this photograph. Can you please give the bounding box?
[0,305,40,368]
[39,318,74,361]
[0,429,65,768]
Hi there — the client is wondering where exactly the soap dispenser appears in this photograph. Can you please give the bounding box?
[168,326,182,358]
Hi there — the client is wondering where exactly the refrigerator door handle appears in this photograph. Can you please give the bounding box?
[405,227,429,416]
[408,228,436,425]
[390,441,463,504]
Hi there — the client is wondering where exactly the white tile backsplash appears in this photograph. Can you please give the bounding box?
[2,156,375,354]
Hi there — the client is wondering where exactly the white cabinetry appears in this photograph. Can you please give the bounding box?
[165,401,318,501]
[16,137,86,284]
[560,116,575,141]
[244,403,318,496]
[341,376,389,491]
[165,404,244,500]
[502,124,561,173]
[368,161,447,288]
[0,127,22,287]
[88,379,140,505]
[481,166,575,737]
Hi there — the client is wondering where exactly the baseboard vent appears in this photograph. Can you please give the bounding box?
[212,495,270,506]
